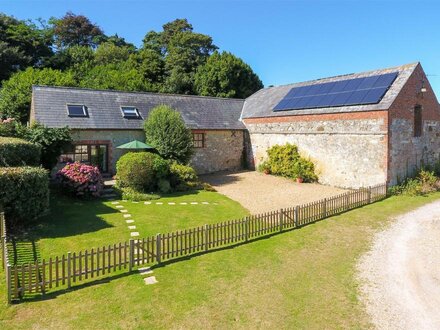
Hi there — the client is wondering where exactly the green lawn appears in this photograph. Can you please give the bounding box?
[9,190,249,262]
[1,192,440,329]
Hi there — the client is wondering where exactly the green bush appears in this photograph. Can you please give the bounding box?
[389,169,440,196]
[114,186,160,202]
[262,143,318,182]
[116,152,166,192]
[169,162,198,189]
[0,137,41,167]
[144,105,193,164]
[0,166,49,226]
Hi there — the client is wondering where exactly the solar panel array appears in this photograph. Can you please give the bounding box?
[273,72,398,112]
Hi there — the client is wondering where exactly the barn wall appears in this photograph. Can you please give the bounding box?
[388,64,440,185]
[244,111,388,188]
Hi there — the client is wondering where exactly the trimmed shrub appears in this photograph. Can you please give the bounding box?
[56,162,104,198]
[0,137,41,167]
[261,143,318,182]
[389,169,440,196]
[116,152,166,192]
[114,186,160,202]
[169,162,199,189]
[0,167,49,226]
[144,105,193,164]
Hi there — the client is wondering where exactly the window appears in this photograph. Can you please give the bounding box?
[59,144,109,172]
[192,133,205,148]
[121,106,140,119]
[414,105,422,137]
[67,104,87,117]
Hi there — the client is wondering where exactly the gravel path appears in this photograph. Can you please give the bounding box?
[357,200,440,330]
[201,171,347,214]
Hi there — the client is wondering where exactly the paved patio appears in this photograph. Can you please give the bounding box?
[201,171,348,214]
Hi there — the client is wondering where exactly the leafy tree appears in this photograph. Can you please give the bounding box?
[0,67,76,121]
[144,105,193,164]
[17,123,72,170]
[143,18,217,94]
[102,33,136,51]
[195,51,263,98]
[95,42,131,65]
[0,13,53,82]
[127,49,164,91]
[80,63,149,91]
[50,11,104,49]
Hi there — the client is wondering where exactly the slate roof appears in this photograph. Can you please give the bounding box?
[241,62,419,119]
[31,86,246,130]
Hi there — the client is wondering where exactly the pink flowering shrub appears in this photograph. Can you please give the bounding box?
[56,162,103,198]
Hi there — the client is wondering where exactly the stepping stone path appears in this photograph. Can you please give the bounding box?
[144,276,158,285]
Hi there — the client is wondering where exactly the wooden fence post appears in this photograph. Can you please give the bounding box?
[6,264,11,304]
[204,224,209,251]
[156,233,162,263]
[294,206,299,228]
[345,192,350,210]
[129,239,134,272]
[367,186,372,204]
[279,209,284,232]
[323,198,327,218]
[244,217,249,242]
[67,252,72,289]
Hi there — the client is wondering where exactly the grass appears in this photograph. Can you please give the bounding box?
[8,189,249,262]
[1,192,440,329]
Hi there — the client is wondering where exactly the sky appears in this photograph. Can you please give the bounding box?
[2,0,440,94]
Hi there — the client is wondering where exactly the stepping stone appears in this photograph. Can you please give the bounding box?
[168,202,176,205]
[120,209,128,213]
[190,202,198,205]
[144,201,151,205]
[156,202,163,205]
[180,202,187,205]
[132,201,139,204]
[128,225,136,230]
[144,276,158,285]
[202,202,209,205]
[139,267,153,275]
[123,214,132,218]
[116,205,123,209]
[111,201,119,205]
[122,200,127,202]
[213,203,219,205]
[126,219,134,223]
[130,232,139,237]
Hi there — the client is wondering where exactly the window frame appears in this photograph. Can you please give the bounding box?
[66,104,88,117]
[121,106,141,119]
[414,105,423,138]
[192,132,205,148]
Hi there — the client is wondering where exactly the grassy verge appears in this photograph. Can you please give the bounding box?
[0,193,439,329]
[8,190,249,262]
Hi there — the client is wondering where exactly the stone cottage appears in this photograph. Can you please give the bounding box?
[30,62,440,188]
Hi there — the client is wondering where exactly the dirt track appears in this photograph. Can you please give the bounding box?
[358,200,440,329]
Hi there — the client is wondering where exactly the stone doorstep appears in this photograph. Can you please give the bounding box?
[126,220,134,223]
[144,276,158,285]
[138,267,153,275]
[128,225,136,230]
[123,214,132,218]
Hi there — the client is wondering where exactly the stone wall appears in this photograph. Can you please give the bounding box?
[388,64,440,184]
[244,111,388,188]
[190,130,244,174]
[69,129,244,175]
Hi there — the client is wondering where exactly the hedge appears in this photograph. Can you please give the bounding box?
[0,167,49,226]
[0,137,41,167]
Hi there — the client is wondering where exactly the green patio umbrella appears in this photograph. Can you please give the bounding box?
[116,140,155,150]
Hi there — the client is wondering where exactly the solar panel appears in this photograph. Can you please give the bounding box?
[273,71,398,112]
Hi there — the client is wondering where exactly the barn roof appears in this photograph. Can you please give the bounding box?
[241,62,419,119]
[31,86,246,130]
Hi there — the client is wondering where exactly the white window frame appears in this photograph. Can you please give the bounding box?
[121,106,140,119]
[66,104,87,117]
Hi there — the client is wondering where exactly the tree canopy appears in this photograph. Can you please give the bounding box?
[0,12,264,122]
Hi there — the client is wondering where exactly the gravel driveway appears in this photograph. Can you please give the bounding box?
[201,170,347,214]
[357,200,440,329]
